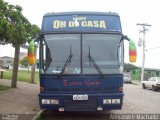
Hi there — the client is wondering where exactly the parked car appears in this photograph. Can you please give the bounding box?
[123,74,132,83]
[2,64,9,69]
[142,77,160,91]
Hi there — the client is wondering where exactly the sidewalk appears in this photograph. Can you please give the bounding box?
[0,79,40,119]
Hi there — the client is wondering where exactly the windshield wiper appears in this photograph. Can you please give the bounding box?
[59,45,73,75]
[88,46,104,78]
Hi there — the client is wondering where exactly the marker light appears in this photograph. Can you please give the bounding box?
[40,86,44,92]
[118,87,123,92]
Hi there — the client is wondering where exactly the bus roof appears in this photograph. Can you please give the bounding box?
[43,11,120,17]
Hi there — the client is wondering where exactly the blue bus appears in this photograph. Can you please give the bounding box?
[28,12,136,111]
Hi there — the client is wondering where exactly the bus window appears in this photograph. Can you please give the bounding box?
[44,34,81,74]
[82,34,122,74]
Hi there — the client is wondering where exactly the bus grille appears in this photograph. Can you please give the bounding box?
[64,98,97,111]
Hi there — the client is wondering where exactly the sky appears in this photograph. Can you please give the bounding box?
[1,0,160,69]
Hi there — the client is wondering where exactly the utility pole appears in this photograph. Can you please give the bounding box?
[136,23,151,82]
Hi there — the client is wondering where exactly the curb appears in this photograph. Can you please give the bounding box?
[32,110,43,120]
[131,81,141,86]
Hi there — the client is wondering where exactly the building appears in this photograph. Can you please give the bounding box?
[131,67,160,80]
[124,63,160,81]
[0,56,14,67]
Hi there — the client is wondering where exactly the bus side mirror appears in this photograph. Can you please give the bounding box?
[28,41,36,65]
[129,40,137,62]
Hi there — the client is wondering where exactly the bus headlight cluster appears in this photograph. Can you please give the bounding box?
[103,99,111,104]
[42,99,59,105]
[103,99,120,104]
[112,99,120,104]
[51,99,59,104]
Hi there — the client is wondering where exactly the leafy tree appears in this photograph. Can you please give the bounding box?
[0,0,40,87]
[20,56,28,68]
[0,0,12,44]
[30,24,40,39]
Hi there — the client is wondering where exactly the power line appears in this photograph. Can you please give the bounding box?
[145,46,160,51]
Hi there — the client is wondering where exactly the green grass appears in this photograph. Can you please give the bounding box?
[3,70,39,83]
[0,85,10,92]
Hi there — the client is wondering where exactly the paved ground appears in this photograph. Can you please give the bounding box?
[0,79,40,119]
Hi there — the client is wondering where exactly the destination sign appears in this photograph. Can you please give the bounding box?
[53,16,106,29]
[41,14,122,33]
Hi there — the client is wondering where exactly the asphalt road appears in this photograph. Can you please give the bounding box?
[38,83,160,120]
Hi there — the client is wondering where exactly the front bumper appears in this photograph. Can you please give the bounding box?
[39,93,124,111]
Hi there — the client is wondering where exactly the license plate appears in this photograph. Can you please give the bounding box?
[73,94,88,100]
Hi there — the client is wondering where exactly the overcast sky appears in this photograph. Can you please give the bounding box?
[1,0,160,69]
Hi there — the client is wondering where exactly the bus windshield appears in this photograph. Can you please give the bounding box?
[43,34,123,74]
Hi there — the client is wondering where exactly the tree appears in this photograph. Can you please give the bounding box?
[0,0,40,87]
[0,0,12,44]
[30,24,40,39]
[20,56,28,68]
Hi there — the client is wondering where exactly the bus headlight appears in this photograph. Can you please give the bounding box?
[112,99,120,104]
[50,99,59,104]
[103,99,120,104]
[42,99,50,104]
[103,99,111,104]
